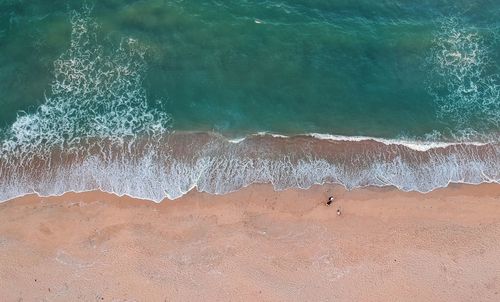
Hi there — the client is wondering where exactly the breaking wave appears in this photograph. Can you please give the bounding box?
[0,131,499,202]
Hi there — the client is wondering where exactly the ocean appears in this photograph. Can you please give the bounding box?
[0,0,498,201]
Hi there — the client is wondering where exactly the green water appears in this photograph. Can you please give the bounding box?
[1,0,499,139]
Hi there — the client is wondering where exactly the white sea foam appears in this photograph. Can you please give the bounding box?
[226,132,488,151]
[1,137,498,202]
[427,17,500,129]
[306,133,487,151]
[256,132,288,138]
[0,8,171,159]
[228,137,246,143]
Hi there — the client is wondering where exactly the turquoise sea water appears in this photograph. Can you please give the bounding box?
[0,1,498,201]
[1,0,499,138]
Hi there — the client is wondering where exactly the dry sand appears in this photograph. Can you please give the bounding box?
[0,183,499,301]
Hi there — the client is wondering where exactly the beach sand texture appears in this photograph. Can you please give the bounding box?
[1,183,499,301]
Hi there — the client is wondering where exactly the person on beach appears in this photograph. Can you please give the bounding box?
[337,208,341,216]
[327,196,335,206]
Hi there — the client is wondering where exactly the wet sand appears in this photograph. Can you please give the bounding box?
[0,183,499,301]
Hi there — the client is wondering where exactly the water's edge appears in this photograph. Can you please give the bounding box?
[1,131,498,203]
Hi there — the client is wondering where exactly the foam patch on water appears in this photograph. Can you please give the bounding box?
[427,17,500,130]
[0,8,170,159]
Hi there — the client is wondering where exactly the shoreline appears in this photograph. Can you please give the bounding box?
[1,183,499,301]
[2,178,500,204]
[1,131,498,202]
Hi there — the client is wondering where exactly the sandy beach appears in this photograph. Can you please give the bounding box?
[1,183,499,301]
